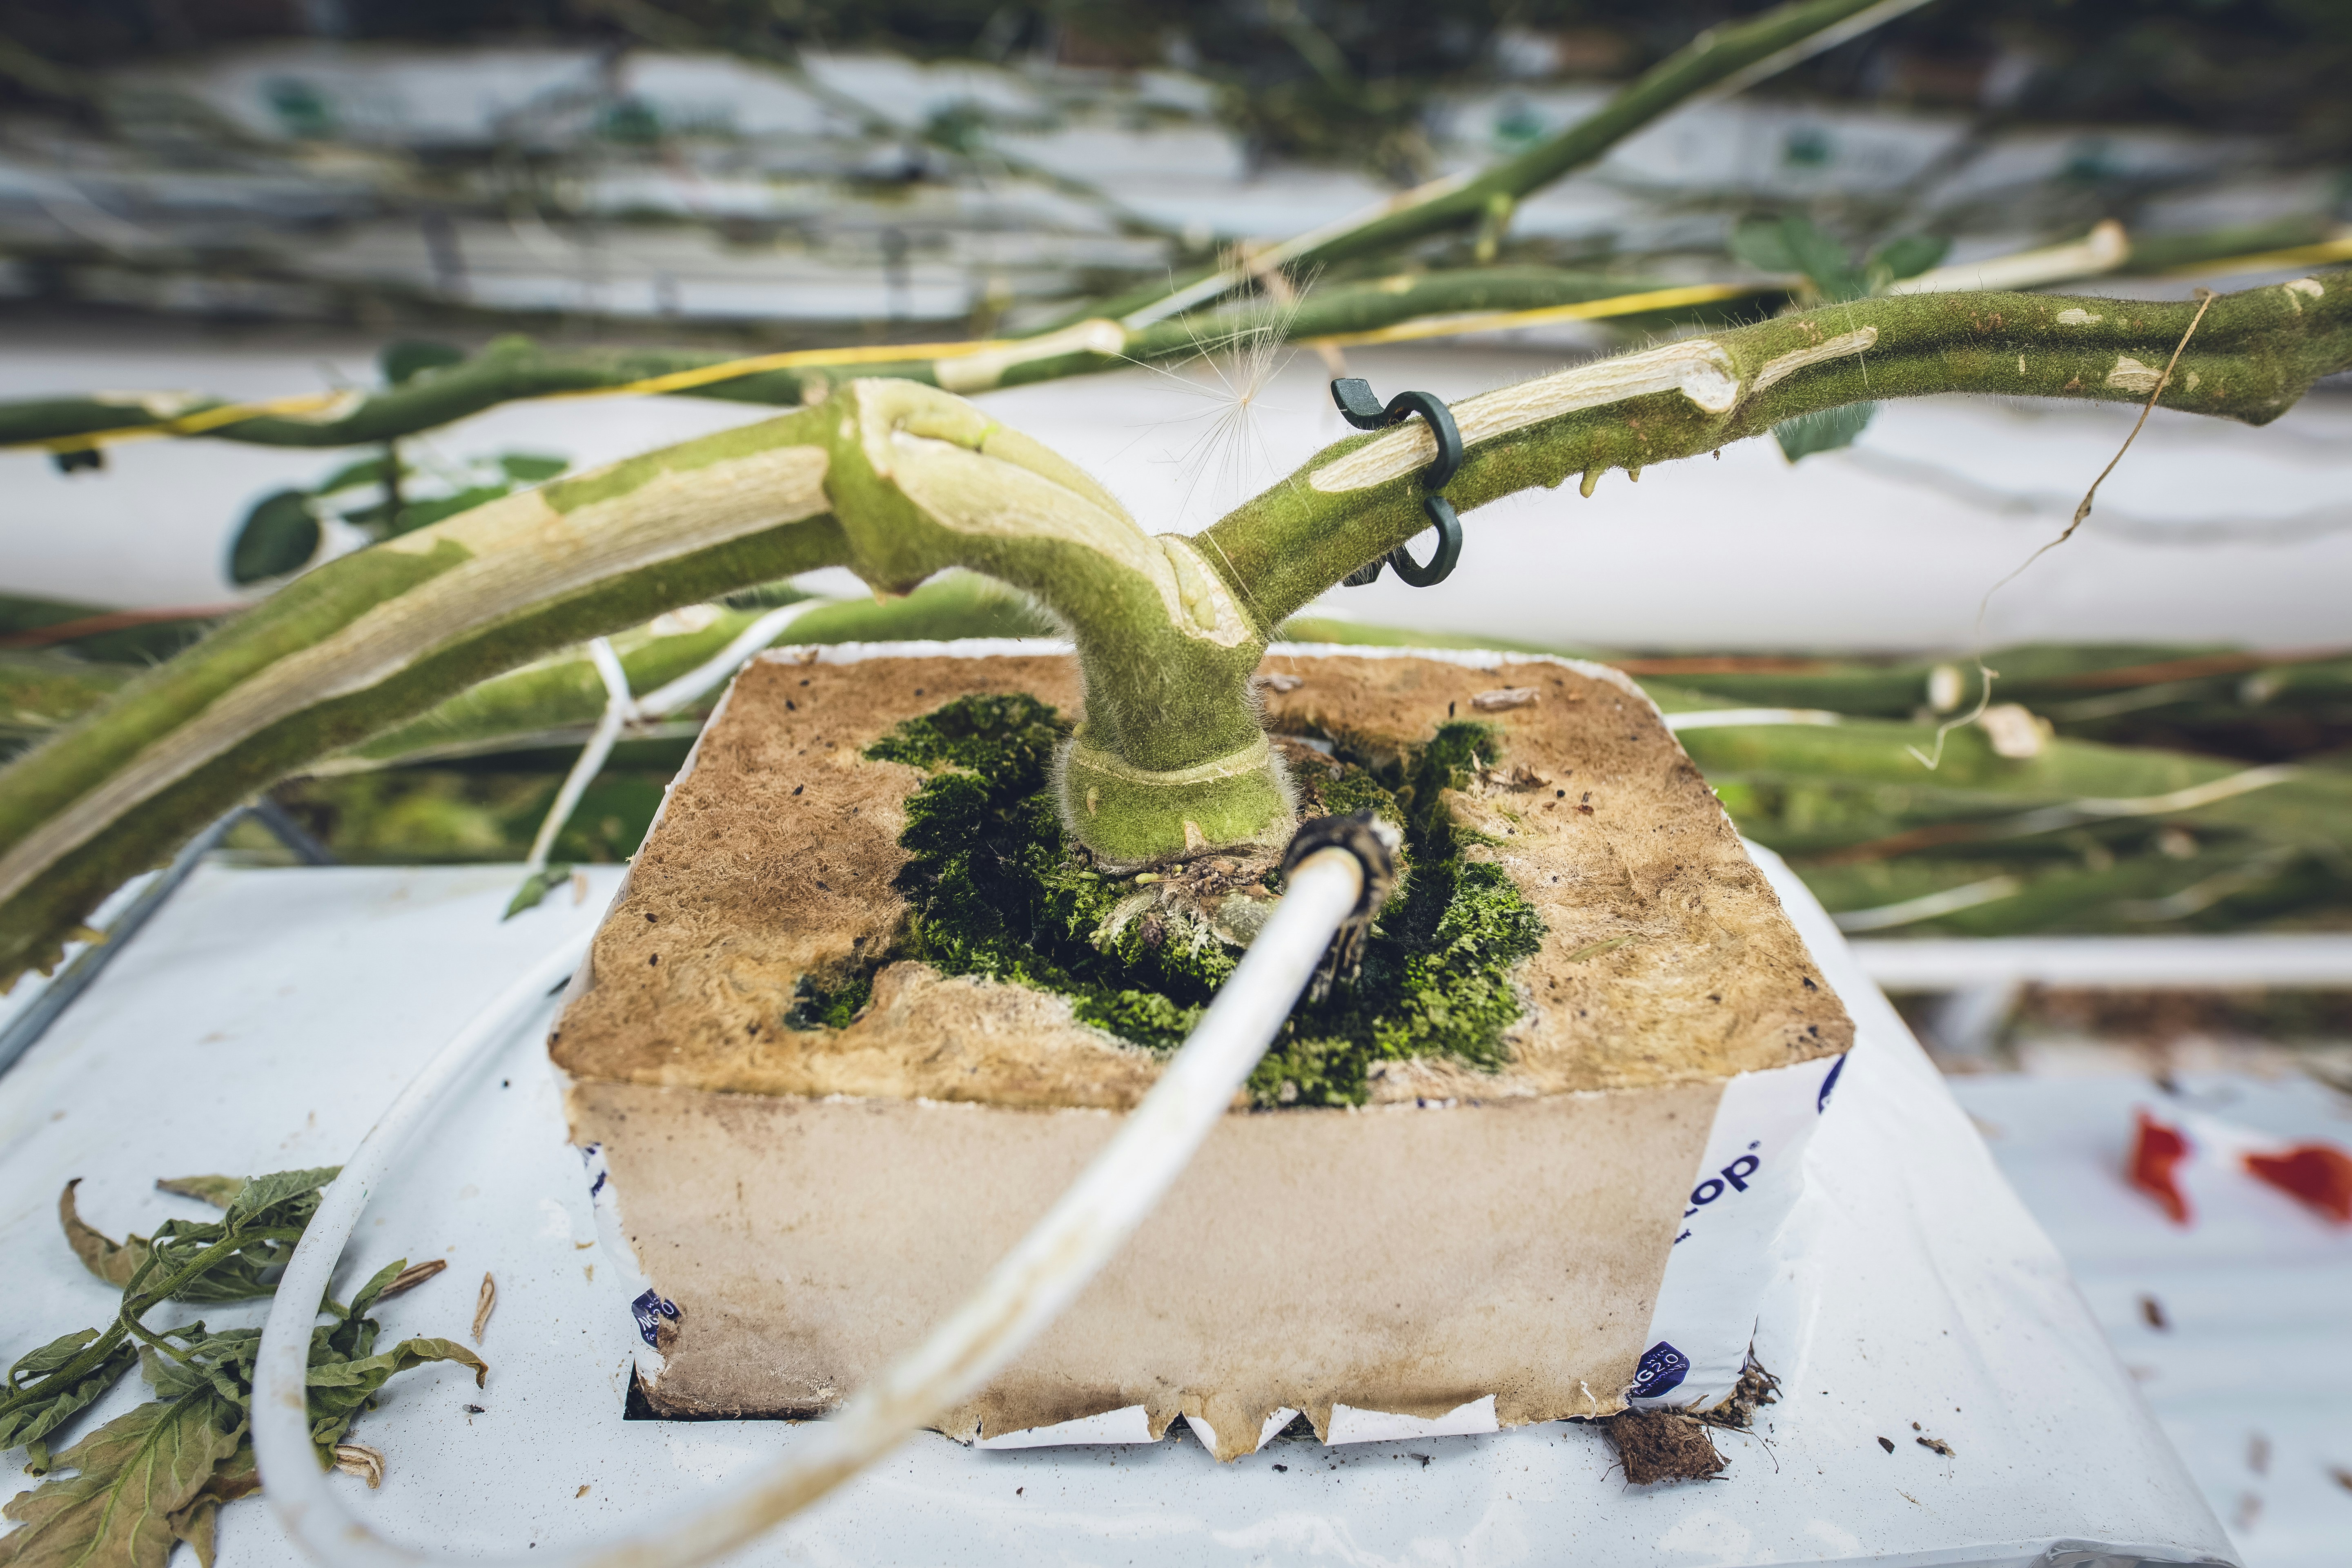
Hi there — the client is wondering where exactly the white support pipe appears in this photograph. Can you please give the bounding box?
[1851,933,2352,992]
[255,846,1367,1568]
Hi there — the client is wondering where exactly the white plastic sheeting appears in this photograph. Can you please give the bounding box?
[0,853,2234,1567]
[1948,1070,2352,1568]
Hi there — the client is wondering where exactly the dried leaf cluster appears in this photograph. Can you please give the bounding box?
[1,1170,483,1568]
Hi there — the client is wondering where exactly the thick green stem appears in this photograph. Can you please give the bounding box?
[0,269,1715,454]
[0,383,1281,984]
[1073,0,1919,328]
[4,274,2345,989]
[1205,274,2352,624]
[1305,0,1924,270]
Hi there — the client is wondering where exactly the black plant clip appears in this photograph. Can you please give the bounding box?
[1330,377,1463,588]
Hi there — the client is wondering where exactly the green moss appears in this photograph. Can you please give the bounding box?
[1252,720,1544,1104]
[788,969,873,1031]
[839,695,1545,1107]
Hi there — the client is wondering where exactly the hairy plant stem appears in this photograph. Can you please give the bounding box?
[1203,277,2352,625]
[1,274,2345,989]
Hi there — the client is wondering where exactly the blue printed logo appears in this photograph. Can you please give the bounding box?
[1686,1147,1762,1216]
[1817,1054,1846,1113]
[1631,1341,1690,1400]
[632,1290,681,1346]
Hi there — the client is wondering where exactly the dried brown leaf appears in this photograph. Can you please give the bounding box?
[375,1258,448,1302]
[164,1448,256,1568]
[154,1176,245,1210]
[0,1397,239,1568]
[330,1444,384,1489]
[58,1180,148,1288]
[472,1273,497,1345]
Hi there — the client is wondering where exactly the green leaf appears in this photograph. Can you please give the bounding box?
[309,457,392,497]
[0,1395,242,1568]
[1773,402,1876,461]
[139,1332,254,1413]
[343,1259,409,1324]
[1728,215,1799,274]
[379,340,465,385]
[304,1337,486,1453]
[227,490,321,586]
[118,1168,339,1304]
[1735,214,1866,301]
[1780,218,1866,302]
[4,1160,471,1565]
[58,1181,148,1287]
[154,1176,244,1210]
[142,1226,282,1305]
[223,1167,339,1227]
[503,864,574,920]
[1868,232,1949,283]
[496,452,569,483]
[12,1332,105,1387]
[0,1331,137,1452]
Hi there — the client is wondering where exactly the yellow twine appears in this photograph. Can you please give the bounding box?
[24,241,2338,457]
[1298,281,1771,348]
[2148,234,2352,281]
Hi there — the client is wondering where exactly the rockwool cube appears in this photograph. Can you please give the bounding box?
[551,641,1851,1459]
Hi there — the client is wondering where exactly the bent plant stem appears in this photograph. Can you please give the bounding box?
[0,383,1279,986]
[0,1227,258,1433]
[1205,277,2352,625]
[0,267,1728,453]
[3,276,2347,990]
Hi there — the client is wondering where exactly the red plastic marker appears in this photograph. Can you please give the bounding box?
[2244,1145,2352,1224]
[2127,1109,2193,1225]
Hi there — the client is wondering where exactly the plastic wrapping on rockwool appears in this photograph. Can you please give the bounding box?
[1630,1051,1848,1410]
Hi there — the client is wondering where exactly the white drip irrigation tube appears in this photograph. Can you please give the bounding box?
[254,845,1369,1568]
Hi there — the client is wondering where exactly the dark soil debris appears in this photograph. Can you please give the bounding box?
[1699,1354,1782,1431]
[1604,1409,1727,1485]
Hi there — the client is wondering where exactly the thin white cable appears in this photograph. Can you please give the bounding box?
[256,846,1367,1568]
[633,601,817,718]
[520,705,623,873]
[519,604,821,876]
[583,637,641,722]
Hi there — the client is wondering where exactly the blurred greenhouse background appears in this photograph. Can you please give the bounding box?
[7,5,2352,1562]
[4,0,2350,1059]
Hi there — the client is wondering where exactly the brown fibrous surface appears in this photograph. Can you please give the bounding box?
[550,649,1851,1105]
